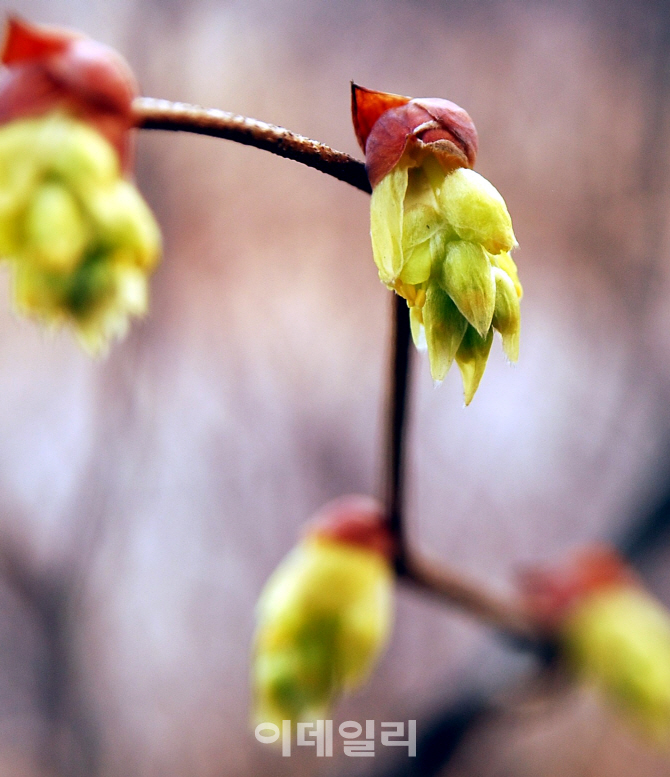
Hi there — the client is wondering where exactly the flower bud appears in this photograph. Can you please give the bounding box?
[0,17,137,167]
[492,266,521,362]
[252,496,394,728]
[437,168,516,255]
[439,240,496,337]
[0,19,161,353]
[352,83,478,188]
[521,547,670,741]
[353,84,521,404]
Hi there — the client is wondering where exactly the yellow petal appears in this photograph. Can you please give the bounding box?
[399,239,432,285]
[24,183,88,273]
[370,166,408,284]
[402,201,442,251]
[409,305,427,351]
[0,121,44,254]
[422,281,468,382]
[491,250,523,299]
[455,325,494,405]
[12,263,67,322]
[438,168,516,255]
[492,267,521,362]
[87,181,161,269]
[38,114,119,190]
[440,240,495,337]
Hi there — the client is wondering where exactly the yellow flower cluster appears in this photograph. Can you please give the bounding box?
[564,586,670,741]
[371,156,521,403]
[253,535,393,727]
[0,112,161,352]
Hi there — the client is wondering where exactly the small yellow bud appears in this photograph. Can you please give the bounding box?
[253,498,394,728]
[521,547,670,742]
[564,587,670,741]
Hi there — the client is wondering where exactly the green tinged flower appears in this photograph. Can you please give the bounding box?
[0,112,160,352]
[252,496,394,727]
[353,85,521,404]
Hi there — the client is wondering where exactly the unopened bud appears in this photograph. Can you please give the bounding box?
[351,84,477,188]
[521,547,670,741]
[0,16,137,168]
[252,496,394,727]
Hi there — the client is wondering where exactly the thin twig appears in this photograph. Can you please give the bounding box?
[383,293,413,574]
[133,96,540,644]
[132,97,371,193]
[381,296,537,642]
[403,554,540,642]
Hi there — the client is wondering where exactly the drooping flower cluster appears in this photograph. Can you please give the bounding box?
[0,18,161,352]
[253,496,394,727]
[352,85,521,403]
[521,547,670,741]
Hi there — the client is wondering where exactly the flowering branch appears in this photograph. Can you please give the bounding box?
[133,97,372,193]
[133,96,540,645]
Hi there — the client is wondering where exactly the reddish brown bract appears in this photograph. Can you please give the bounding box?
[351,82,411,151]
[306,494,395,561]
[351,83,478,188]
[518,545,637,631]
[0,17,138,169]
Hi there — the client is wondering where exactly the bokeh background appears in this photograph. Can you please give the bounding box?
[3,0,670,775]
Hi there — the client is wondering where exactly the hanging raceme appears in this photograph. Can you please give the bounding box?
[252,496,395,729]
[0,17,161,353]
[352,84,522,404]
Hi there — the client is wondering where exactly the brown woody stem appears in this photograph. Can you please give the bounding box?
[383,294,413,572]
[133,96,540,644]
[132,97,371,193]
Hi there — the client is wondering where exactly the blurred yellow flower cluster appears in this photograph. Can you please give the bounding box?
[0,112,160,352]
[564,585,670,742]
[521,546,670,742]
[253,497,394,727]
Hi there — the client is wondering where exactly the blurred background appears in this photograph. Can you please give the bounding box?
[3,0,670,774]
